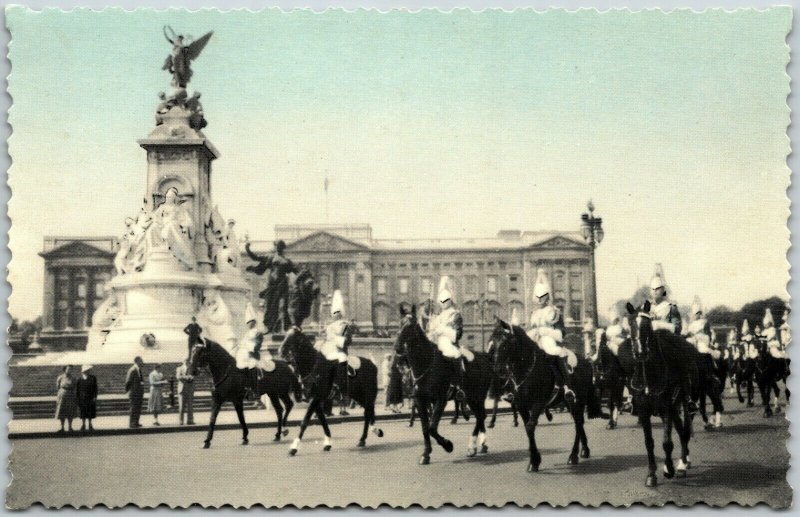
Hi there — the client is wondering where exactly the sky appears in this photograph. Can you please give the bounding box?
[6,8,792,321]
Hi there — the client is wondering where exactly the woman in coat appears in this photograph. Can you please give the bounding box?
[54,365,78,433]
[147,364,168,426]
[76,364,99,432]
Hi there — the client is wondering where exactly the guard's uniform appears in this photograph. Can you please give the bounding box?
[741,320,758,360]
[651,300,683,335]
[604,307,627,357]
[427,307,465,359]
[315,290,360,377]
[686,301,714,357]
[762,309,787,359]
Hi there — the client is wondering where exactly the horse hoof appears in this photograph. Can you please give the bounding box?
[442,440,454,453]
[273,435,281,442]
[480,444,489,454]
[606,422,616,430]
[527,463,539,473]
[580,448,590,459]
[202,442,210,449]
[282,429,289,437]
[450,419,458,425]
[663,463,675,479]
[764,410,773,418]
[676,469,687,479]
[467,447,477,458]
[645,474,658,488]
[704,423,714,431]
[242,439,249,445]
[323,445,332,452]
[289,448,298,456]
[568,454,579,465]
[419,455,430,465]
[357,440,366,448]
[513,420,519,427]
[375,429,384,438]
[488,421,495,429]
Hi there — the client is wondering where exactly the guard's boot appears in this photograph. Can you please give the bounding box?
[558,356,576,404]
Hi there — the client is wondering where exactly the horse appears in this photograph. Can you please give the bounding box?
[488,317,602,472]
[696,348,725,430]
[487,376,520,429]
[394,305,493,464]
[618,302,696,487]
[279,330,383,454]
[188,339,300,448]
[596,331,628,429]
[753,338,791,417]
[730,348,756,406]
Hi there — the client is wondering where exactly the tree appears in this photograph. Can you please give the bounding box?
[740,297,788,328]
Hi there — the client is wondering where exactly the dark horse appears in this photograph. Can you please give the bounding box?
[488,318,602,472]
[188,339,300,448]
[394,305,493,464]
[619,302,695,487]
[279,330,383,454]
[753,338,791,418]
[596,331,628,429]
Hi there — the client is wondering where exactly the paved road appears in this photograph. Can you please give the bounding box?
[8,398,790,508]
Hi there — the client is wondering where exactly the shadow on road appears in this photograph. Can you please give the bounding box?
[674,461,788,490]
[707,422,788,436]
[542,453,649,475]
[351,439,422,453]
[451,447,561,466]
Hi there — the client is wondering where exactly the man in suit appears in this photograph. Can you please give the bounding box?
[125,356,145,428]
[175,358,195,425]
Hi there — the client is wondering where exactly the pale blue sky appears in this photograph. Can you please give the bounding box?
[6,8,791,320]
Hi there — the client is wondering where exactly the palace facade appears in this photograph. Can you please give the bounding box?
[38,222,598,348]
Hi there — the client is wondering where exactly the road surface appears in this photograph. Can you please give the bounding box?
[8,398,790,508]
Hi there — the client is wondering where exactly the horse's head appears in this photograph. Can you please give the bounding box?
[487,316,517,377]
[626,300,654,359]
[394,303,421,361]
[188,339,209,376]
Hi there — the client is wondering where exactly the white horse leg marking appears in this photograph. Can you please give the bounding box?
[714,411,722,428]
[477,432,487,447]
[291,437,301,450]
[468,435,477,449]
[612,407,619,422]
[323,435,332,448]
[677,458,688,471]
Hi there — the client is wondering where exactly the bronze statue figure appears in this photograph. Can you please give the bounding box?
[162,26,213,88]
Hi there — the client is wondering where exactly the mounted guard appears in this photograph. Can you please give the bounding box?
[426,276,472,400]
[648,264,696,414]
[317,290,360,376]
[236,303,274,400]
[604,306,628,357]
[762,308,787,359]
[526,268,576,402]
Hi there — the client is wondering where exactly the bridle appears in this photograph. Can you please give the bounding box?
[492,327,536,396]
[394,315,433,389]
[191,341,232,389]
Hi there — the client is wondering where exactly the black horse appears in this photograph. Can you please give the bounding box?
[753,338,791,417]
[596,331,628,429]
[730,347,756,406]
[279,330,383,454]
[188,339,300,448]
[619,302,695,487]
[488,318,602,472]
[394,305,493,464]
[697,349,725,430]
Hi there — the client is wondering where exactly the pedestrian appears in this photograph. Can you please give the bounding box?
[386,355,405,413]
[54,365,78,433]
[381,353,392,409]
[76,364,98,432]
[125,356,145,428]
[183,316,203,358]
[175,358,195,425]
[148,363,168,426]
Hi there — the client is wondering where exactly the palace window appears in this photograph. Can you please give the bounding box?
[570,302,583,324]
[421,277,433,296]
[570,271,584,300]
[553,270,567,299]
[486,276,497,294]
[465,275,478,294]
[376,277,387,295]
[398,277,409,295]
[508,275,519,293]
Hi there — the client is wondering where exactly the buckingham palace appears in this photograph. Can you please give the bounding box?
[38,218,600,348]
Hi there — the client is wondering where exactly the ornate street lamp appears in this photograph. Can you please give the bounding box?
[479,292,486,352]
[581,200,604,327]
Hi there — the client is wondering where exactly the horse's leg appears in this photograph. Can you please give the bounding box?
[234,402,249,445]
[579,401,590,458]
[409,399,417,427]
[429,399,454,453]
[450,400,460,425]
[747,377,755,406]
[416,397,433,465]
[488,396,498,429]
[466,398,488,457]
[269,394,283,441]
[289,397,318,456]
[314,403,333,451]
[568,402,586,465]
[660,406,675,479]
[735,375,745,403]
[672,403,691,475]
[280,392,294,436]
[512,401,519,427]
[760,378,773,417]
[203,399,222,449]
[357,403,370,447]
[639,400,658,487]
[523,404,543,472]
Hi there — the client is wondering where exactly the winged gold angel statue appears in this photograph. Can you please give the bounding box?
[162,26,213,88]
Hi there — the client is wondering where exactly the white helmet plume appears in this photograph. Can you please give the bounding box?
[437,276,453,304]
[650,263,666,290]
[533,268,551,299]
[244,302,257,325]
[330,290,345,317]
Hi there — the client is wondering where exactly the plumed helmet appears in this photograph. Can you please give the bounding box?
[741,319,751,336]
[533,268,551,299]
[691,297,703,317]
[438,276,453,304]
[510,307,521,326]
[650,263,666,290]
[245,302,257,325]
[728,329,737,344]
[331,290,345,317]
[763,308,774,328]
[782,309,790,325]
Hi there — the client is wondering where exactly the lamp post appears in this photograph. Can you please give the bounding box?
[479,292,487,352]
[581,200,604,328]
